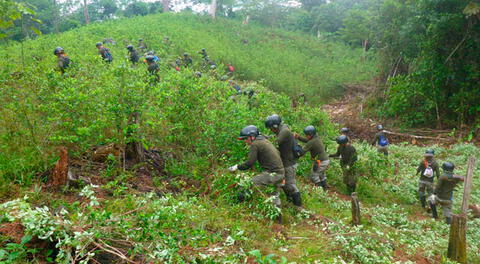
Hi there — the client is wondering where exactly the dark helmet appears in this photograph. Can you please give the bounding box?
[341,127,349,133]
[376,124,384,130]
[336,135,349,144]
[210,64,217,69]
[442,162,455,171]
[183,52,189,56]
[202,48,206,52]
[96,42,103,47]
[425,149,435,156]
[238,125,259,139]
[127,45,134,50]
[147,50,155,55]
[54,47,64,55]
[264,114,282,129]
[145,55,155,62]
[194,71,202,77]
[139,38,143,41]
[303,125,316,136]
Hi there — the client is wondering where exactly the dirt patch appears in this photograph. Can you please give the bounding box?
[322,84,464,146]
[393,247,435,264]
[0,222,25,244]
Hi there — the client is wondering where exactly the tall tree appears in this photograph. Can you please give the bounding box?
[209,0,217,18]
[83,0,90,24]
[162,0,169,12]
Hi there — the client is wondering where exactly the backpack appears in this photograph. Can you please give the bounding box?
[378,133,389,147]
[103,48,113,62]
[292,137,303,159]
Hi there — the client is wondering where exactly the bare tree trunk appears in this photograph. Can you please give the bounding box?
[209,0,217,19]
[83,0,90,24]
[162,0,170,12]
[52,147,68,187]
[52,0,60,33]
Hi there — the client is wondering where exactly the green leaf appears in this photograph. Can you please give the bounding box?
[21,234,32,245]
[30,26,42,36]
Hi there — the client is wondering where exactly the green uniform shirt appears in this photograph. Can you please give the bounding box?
[435,171,462,200]
[238,136,284,174]
[329,144,357,167]
[276,124,296,167]
[57,56,70,73]
[298,135,328,161]
[417,158,440,183]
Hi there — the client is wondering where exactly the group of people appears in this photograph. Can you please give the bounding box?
[229,118,464,225]
[53,38,235,85]
[227,115,360,223]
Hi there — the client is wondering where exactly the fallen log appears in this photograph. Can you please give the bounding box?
[383,130,453,141]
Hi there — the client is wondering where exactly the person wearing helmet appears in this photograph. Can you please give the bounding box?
[371,124,389,156]
[138,38,147,52]
[295,125,330,191]
[53,47,71,74]
[182,53,193,67]
[96,42,113,63]
[145,55,159,83]
[416,149,440,210]
[340,127,350,137]
[265,115,302,207]
[145,51,160,62]
[199,48,208,59]
[428,162,464,224]
[329,135,358,194]
[126,45,139,64]
[229,125,285,222]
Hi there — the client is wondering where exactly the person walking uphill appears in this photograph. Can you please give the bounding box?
[329,135,358,194]
[145,55,159,84]
[265,115,302,207]
[127,45,139,65]
[295,126,330,191]
[228,125,285,223]
[429,162,464,224]
[53,47,71,74]
[371,124,389,156]
[96,42,113,63]
[416,149,440,210]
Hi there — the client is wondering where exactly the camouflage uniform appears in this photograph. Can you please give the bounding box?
[274,124,299,197]
[238,135,285,207]
[371,131,388,156]
[129,49,140,64]
[329,144,358,194]
[431,171,462,223]
[416,158,440,208]
[57,55,71,74]
[298,135,329,186]
[99,47,113,63]
[147,62,160,83]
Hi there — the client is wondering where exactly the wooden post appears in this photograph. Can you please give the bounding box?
[52,147,68,187]
[447,156,476,264]
[351,192,361,226]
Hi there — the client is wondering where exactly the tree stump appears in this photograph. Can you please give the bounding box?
[447,214,467,263]
[351,192,361,226]
[52,147,68,187]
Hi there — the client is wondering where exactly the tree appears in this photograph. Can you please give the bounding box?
[124,1,149,17]
[162,0,169,12]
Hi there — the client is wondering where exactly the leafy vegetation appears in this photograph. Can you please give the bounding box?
[1,9,479,264]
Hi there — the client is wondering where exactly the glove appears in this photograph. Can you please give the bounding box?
[228,165,238,172]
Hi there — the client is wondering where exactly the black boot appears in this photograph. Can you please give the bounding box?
[275,213,283,224]
[317,181,328,191]
[445,217,452,225]
[430,202,438,219]
[291,192,302,207]
[420,195,426,208]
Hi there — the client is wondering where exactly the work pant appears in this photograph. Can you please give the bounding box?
[310,160,330,184]
[252,171,285,207]
[431,196,453,219]
[418,180,434,201]
[342,164,357,193]
[377,146,389,156]
[283,165,299,196]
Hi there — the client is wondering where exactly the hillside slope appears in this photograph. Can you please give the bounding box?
[0,13,479,264]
